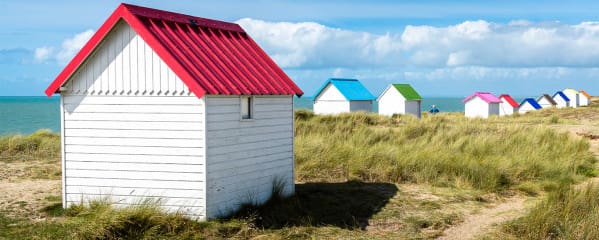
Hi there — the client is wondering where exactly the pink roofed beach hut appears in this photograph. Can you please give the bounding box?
[462,92,502,119]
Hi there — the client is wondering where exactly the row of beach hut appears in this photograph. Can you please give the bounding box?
[312,78,593,119]
[463,89,593,119]
[312,78,423,117]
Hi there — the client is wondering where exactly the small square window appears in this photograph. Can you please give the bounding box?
[241,96,252,119]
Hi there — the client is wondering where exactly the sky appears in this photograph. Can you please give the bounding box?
[2,0,599,97]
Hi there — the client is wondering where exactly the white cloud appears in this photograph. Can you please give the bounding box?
[239,18,599,69]
[34,47,53,62]
[236,18,402,68]
[56,29,94,64]
[33,29,94,64]
[401,20,599,67]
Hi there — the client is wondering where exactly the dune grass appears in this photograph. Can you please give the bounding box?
[295,110,595,193]
[498,184,599,239]
[0,129,60,162]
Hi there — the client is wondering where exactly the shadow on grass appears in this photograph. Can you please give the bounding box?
[231,181,398,230]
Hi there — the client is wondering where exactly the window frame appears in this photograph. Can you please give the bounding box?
[240,95,254,120]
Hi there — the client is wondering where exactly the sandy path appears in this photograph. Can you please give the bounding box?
[0,179,61,219]
[436,195,527,240]
[0,160,61,219]
[438,125,599,240]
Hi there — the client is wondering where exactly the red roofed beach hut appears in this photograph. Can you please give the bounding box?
[498,94,519,116]
[45,4,303,220]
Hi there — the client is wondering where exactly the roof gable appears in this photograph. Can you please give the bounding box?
[537,94,557,105]
[462,92,501,104]
[45,3,303,98]
[580,90,591,99]
[392,84,421,100]
[520,98,542,109]
[564,88,579,94]
[314,78,375,101]
[499,94,519,108]
[552,91,570,101]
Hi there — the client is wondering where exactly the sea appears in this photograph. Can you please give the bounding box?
[0,96,466,135]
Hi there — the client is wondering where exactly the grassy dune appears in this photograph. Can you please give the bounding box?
[499,184,599,239]
[1,105,598,239]
[295,110,595,192]
[0,129,60,162]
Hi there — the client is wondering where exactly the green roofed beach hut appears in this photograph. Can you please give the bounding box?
[313,78,375,114]
[377,84,422,118]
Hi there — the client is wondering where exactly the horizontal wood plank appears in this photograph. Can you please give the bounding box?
[65,145,203,156]
[65,120,203,131]
[65,153,202,164]
[64,104,203,114]
[67,177,203,190]
[67,161,203,173]
[64,112,203,122]
[66,169,202,182]
[65,129,203,139]
[66,186,203,199]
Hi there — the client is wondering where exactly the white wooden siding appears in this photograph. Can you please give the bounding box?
[378,87,420,117]
[537,97,554,108]
[61,20,192,96]
[553,96,569,108]
[313,84,350,114]
[564,91,579,108]
[59,19,202,215]
[378,87,405,116]
[204,95,294,218]
[62,93,206,219]
[580,95,590,106]
[499,98,516,116]
[465,97,493,119]
[519,102,538,113]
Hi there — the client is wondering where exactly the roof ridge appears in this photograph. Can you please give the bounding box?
[121,3,244,32]
[328,78,359,81]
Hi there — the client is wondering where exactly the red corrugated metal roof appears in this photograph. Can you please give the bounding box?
[45,3,303,97]
[499,94,519,108]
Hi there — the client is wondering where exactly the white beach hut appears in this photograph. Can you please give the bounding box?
[377,84,422,118]
[579,90,591,106]
[519,98,542,113]
[563,88,580,108]
[44,4,303,220]
[537,94,557,108]
[462,92,501,119]
[498,94,519,116]
[313,78,375,114]
[552,91,570,108]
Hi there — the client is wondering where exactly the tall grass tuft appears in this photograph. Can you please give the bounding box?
[502,184,599,239]
[294,110,595,192]
[0,129,60,162]
[63,199,255,239]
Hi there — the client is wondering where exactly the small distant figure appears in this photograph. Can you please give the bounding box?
[429,104,440,114]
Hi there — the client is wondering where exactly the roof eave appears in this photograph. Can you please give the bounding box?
[45,4,128,97]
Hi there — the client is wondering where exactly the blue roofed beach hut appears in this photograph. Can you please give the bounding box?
[552,91,570,108]
[313,78,375,114]
[519,98,542,113]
